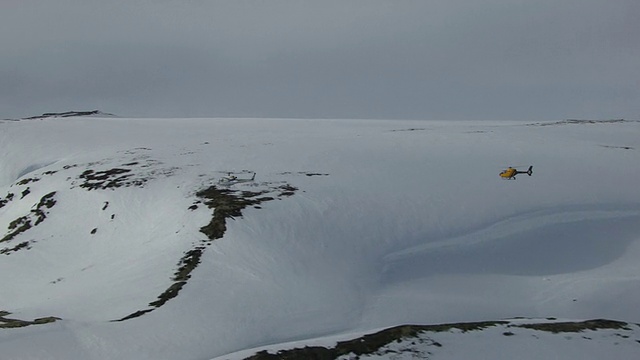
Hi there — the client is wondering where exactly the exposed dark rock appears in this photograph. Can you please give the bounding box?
[515,319,631,333]
[3,216,32,244]
[277,185,298,197]
[115,309,154,322]
[33,192,57,226]
[75,160,176,191]
[1,192,56,244]
[0,193,14,209]
[36,192,57,209]
[389,127,428,132]
[600,145,634,150]
[1,241,30,255]
[23,110,115,120]
[0,311,60,328]
[16,178,40,185]
[243,319,635,360]
[528,119,635,127]
[79,168,135,190]
[196,187,274,240]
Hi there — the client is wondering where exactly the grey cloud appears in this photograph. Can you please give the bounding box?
[1,0,638,120]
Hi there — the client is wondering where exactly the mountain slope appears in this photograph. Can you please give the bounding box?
[1,117,639,359]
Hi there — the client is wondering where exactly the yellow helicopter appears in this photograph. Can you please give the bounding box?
[499,166,533,180]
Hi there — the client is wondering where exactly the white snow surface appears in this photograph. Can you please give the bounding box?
[0,117,639,359]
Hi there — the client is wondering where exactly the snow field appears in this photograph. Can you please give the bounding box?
[0,117,639,359]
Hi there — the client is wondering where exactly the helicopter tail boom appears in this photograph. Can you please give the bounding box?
[514,166,533,176]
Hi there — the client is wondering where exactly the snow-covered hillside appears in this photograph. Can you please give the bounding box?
[1,116,639,359]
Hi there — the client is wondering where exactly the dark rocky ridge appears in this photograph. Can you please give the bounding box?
[22,110,116,119]
[245,319,638,360]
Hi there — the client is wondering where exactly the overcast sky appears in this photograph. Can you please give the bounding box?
[2,0,638,120]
